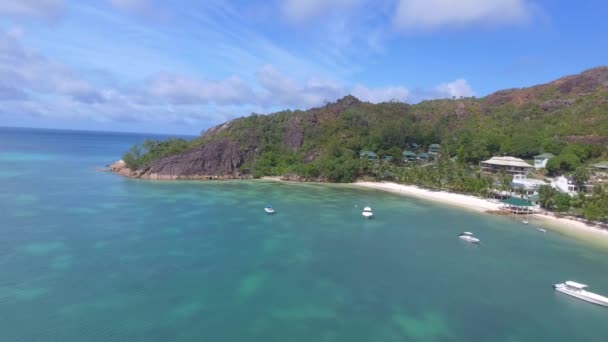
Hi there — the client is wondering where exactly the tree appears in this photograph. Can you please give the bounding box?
[538,185,557,210]
[583,202,603,221]
[554,193,572,213]
[498,172,513,192]
[546,153,581,174]
[542,139,566,156]
[571,166,590,187]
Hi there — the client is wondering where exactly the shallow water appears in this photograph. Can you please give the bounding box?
[1,127,607,341]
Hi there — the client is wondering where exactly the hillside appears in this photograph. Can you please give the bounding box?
[120,67,608,181]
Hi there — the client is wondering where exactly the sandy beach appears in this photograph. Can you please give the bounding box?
[354,181,608,245]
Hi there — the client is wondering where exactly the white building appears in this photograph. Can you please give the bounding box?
[551,176,580,197]
[533,153,555,169]
[511,174,547,195]
[480,156,533,175]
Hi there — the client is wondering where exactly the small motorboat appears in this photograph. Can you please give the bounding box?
[264,205,275,214]
[536,228,547,233]
[522,220,529,225]
[458,232,480,244]
[553,281,608,307]
[362,206,374,219]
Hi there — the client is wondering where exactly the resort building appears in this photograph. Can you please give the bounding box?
[402,151,417,162]
[417,152,431,161]
[533,153,555,169]
[500,197,536,215]
[592,161,608,172]
[383,155,394,162]
[551,176,581,197]
[480,156,533,175]
[360,151,378,161]
[428,144,441,156]
[407,142,420,150]
[511,174,547,195]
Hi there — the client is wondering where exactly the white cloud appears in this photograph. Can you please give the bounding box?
[281,0,360,22]
[394,0,532,30]
[0,27,476,133]
[0,0,64,19]
[435,79,475,98]
[351,84,409,103]
[0,29,106,103]
[256,64,345,108]
[147,73,253,105]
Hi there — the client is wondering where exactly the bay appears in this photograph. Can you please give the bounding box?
[0,127,607,341]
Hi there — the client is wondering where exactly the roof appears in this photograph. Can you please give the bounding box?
[534,153,555,159]
[360,151,377,157]
[383,156,393,160]
[565,281,588,289]
[592,161,608,169]
[417,153,430,158]
[429,144,441,149]
[511,178,546,188]
[481,156,533,168]
[500,197,534,207]
[402,151,417,157]
[526,194,540,202]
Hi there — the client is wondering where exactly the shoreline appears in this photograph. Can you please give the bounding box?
[109,166,608,246]
[353,181,608,246]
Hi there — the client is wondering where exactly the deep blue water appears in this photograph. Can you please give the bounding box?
[0,127,607,341]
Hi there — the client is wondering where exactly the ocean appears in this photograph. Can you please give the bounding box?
[0,127,607,341]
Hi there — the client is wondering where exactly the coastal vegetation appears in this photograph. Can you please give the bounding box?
[121,67,608,221]
[122,138,191,170]
[539,184,608,221]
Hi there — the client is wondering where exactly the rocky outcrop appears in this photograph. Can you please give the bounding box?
[282,116,304,150]
[111,67,608,181]
[280,174,327,182]
[136,138,254,180]
[109,139,256,180]
[108,160,137,177]
[540,99,576,111]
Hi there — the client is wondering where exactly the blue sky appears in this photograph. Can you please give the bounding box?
[0,0,607,134]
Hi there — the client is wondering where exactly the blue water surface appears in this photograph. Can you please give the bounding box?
[0,127,607,342]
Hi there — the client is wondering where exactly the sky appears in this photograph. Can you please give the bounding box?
[0,0,607,135]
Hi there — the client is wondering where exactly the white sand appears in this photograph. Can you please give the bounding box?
[354,181,502,212]
[354,181,608,244]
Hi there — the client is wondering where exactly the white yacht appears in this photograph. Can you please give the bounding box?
[458,232,480,244]
[264,205,275,215]
[362,206,374,219]
[553,281,608,307]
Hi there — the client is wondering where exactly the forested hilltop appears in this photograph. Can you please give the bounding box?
[121,67,608,182]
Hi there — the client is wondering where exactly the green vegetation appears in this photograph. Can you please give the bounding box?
[539,184,608,221]
[545,143,604,175]
[120,68,608,222]
[123,138,191,170]
[361,156,493,196]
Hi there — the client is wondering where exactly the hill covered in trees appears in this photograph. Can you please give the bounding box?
[121,67,608,182]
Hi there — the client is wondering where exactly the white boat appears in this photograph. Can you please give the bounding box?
[536,228,547,233]
[553,281,608,307]
[362,206,374,219]
[522,220,529,225]
[458,232,480,244]
[264,205,275,214]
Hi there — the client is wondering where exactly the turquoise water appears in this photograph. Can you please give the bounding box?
[1,127,607,341]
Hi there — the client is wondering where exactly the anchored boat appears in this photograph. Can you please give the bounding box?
[553,281,608,307]
[264,205,275,215]
[458,232,480,244]
[362,206,374,219]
